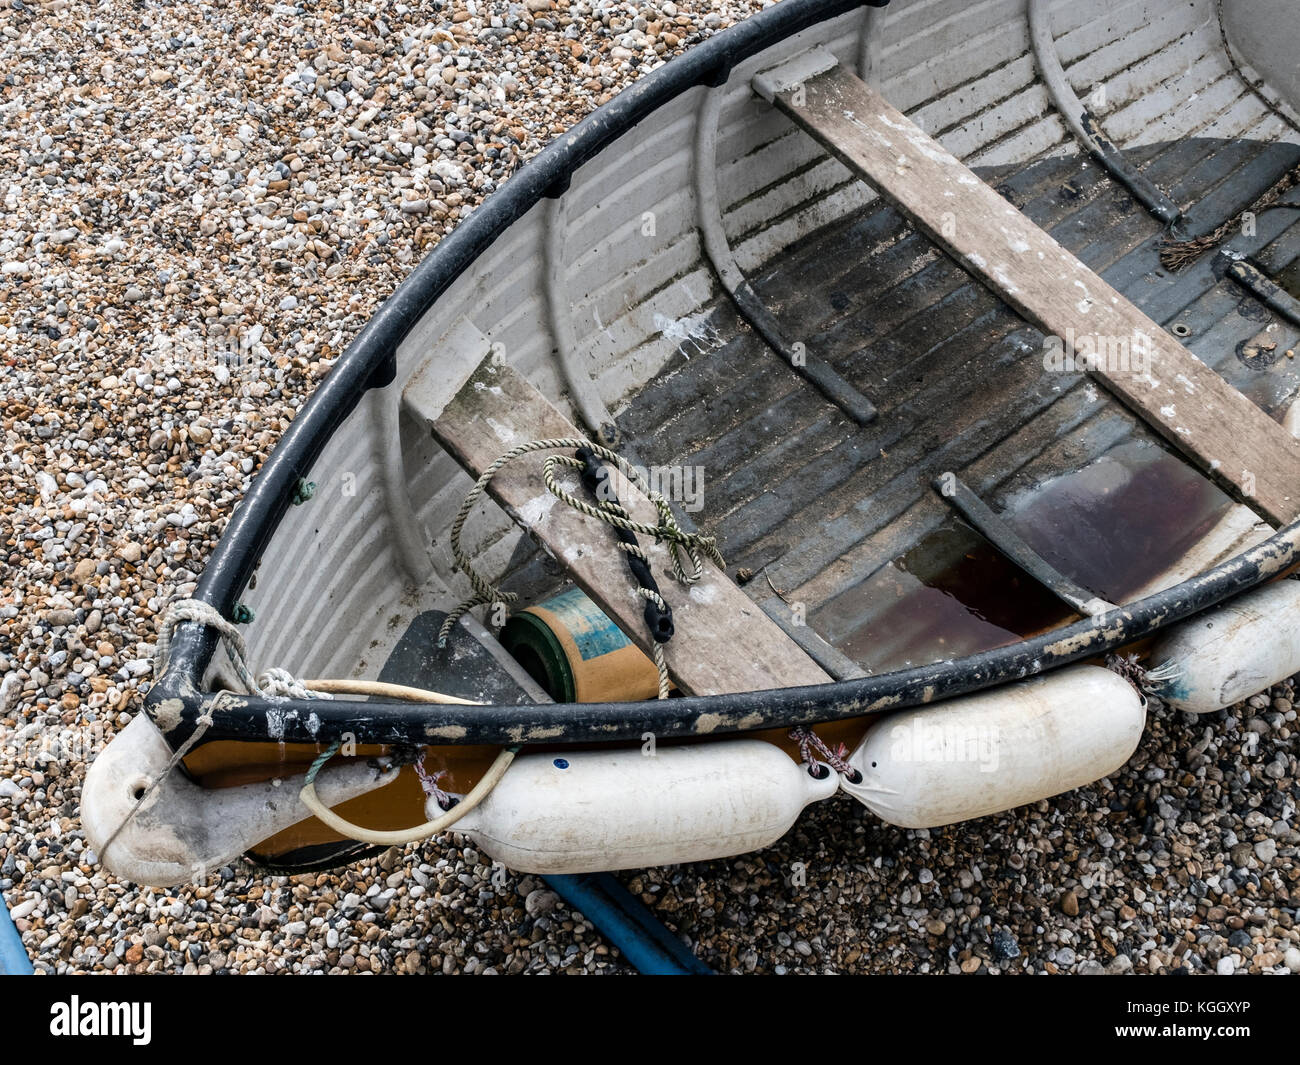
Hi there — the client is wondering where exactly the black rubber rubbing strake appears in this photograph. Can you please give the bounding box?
[151,519,1300,750]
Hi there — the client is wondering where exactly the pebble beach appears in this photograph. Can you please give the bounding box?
[2,0,1298,975]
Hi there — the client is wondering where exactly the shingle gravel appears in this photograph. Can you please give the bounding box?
[1,0,1296,975]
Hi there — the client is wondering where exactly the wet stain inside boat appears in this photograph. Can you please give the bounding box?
[812,439,1238,674]
[1273,258,1300,302]
[813,521,1075,674]
[1002,439,1237,604]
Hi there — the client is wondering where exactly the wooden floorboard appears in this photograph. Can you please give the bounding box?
[617,124,1300,671]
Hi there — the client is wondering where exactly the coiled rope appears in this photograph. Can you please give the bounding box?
[438,437,725,700]
[154,598,334,701]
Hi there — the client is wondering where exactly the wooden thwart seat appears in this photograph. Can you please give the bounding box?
[756,49,1300,526]
[405,350,833,696]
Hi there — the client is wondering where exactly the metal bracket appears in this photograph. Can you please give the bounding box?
[1028,0,1181,226]
[698,60,877,426]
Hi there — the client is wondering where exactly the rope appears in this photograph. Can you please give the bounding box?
[146,599,522,857]
[154,598,333,701]
[437,437,725,703]
[573,445,677,698]
[291,478,316,505]
[260,667,322,700]
[1159,162,1300,271]
[303,677,481,706]
[305,739,342,784]
[651,641,670,702]
[105,599,329,867]
[157,602,474,705]
[299,743,520,846]
[789,725,859,780]
[1105,652,1182,697]
[414,752,456,811]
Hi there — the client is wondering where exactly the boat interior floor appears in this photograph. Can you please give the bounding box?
[371,135,1300,696]
[603,135,1300,677]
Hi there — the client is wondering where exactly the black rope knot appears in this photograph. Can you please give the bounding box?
[576,446,675,643]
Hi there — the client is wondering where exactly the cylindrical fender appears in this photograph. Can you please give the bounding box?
[456,739,838,874]
[840,665,1145,828]
[1148,578,1300,714]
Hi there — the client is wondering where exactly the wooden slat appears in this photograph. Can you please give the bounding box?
[766,55,1300,525]
[406,356,833,696]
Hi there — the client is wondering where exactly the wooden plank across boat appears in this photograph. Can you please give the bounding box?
[410,352,833,697]
[761,49,1300,525]
[81,0,1300,887]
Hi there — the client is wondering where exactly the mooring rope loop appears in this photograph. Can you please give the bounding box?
[104,600,334,871]
[154,598,333,702]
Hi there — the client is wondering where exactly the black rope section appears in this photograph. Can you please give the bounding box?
[576,445,674,699]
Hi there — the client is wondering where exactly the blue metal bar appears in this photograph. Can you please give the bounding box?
[542,873,713,975]
[0,893,33,976]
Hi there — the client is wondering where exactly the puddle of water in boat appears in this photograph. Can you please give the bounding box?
[1001,438,1235,604]
[1274,259,1300,302]
[812,439,1238,673]
[812,522,1073,673]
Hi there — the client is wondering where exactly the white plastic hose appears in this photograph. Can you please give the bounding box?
[299,745,517,846]
[304,678,483,705]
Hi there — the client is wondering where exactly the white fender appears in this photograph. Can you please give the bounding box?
[840,665,1145,828]
[456,739,838,874]
[81,714,398,887]
[1148,578,1300,714]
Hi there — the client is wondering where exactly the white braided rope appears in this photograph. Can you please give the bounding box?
[154,598,331,701]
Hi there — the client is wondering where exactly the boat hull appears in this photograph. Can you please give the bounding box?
[93,0,1300,876]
